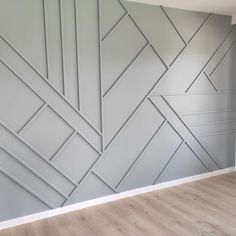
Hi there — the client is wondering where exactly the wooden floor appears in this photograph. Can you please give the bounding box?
[1,172,236,236]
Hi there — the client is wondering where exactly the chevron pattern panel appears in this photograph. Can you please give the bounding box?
[0,0,235,221]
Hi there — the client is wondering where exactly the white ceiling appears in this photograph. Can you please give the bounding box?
[126,0,236,24]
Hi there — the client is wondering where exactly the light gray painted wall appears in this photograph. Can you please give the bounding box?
[0,0,235,222]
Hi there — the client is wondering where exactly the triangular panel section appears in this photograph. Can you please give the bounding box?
[65,173,114,205]
[157,143,208,183]
[199,133,235,168]
[189,73,216,93]
[0,0,47,76]
[165,7,209,42]
[101,0,126,39]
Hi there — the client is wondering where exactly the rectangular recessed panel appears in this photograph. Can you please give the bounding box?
[53,134,99,183]
[21,106,73,159]
[96,100,165,187]
[0,62,43,132]
[104,46,166,145]
[0,124,75,196]
[0,147,65,207]
[118,123,182,192]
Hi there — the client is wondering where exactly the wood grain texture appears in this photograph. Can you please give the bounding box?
[1,172,236,236]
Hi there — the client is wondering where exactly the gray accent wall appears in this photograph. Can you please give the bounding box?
[0,0,235,222]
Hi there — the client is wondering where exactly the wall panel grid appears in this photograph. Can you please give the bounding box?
[0,0,235,221]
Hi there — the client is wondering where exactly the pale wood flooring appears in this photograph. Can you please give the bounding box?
[1,172,236,236]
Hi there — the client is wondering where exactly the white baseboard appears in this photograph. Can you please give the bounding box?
[0,167,235,231]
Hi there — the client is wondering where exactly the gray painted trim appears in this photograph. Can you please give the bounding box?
[115,119,168,189]
[58,0,65,95]
[209,38,236,77]
[188,14,212,43]
[103,42,149,97]
[0,167,54,209]
[153,140,185,184]
[102,13,129,42]
[161,6,187,47]
[50,131,77,162]
[98,0,105,151]
[17,102,47,134]
[186,27,234,92]
[0,57,101,153]
[92,171,118,193]
[0,132,68,199]
[104,67,168,150]
[0,120,77,187]
[42,0,49,79]
[74,0,80,110]
[0,35,102,136]
[203,71,218,91]
[161,96,222,169]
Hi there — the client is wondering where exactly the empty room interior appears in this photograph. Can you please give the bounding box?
[1,0,236,235]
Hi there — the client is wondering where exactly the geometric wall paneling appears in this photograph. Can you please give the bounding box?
[102,15,147,95]
[0,171,49,221]
[65,173,115,205]
[150,96,220,170]
[95,100,165,188]
[43,0,64,93]
[52,133,100,184]
[0,0,47,76]
[124,1,186,66]
[205,27,236,77]
[117,122,183,192]
[0,62,44,132]
[0,35,102,152]
[0,147,65,208]
[125,2,185,65]
[188,72,217,93]
[104,45,166,147]
[101,0,127,39]
[199,133,236,168]
[76,0,101,131]
[20,105,74,160]
[0,0,235,222]
[157,143,208,183]
[164,7,209,43]
[152,14,232,95]
[0,122,75,198]
[210,45,236,91]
